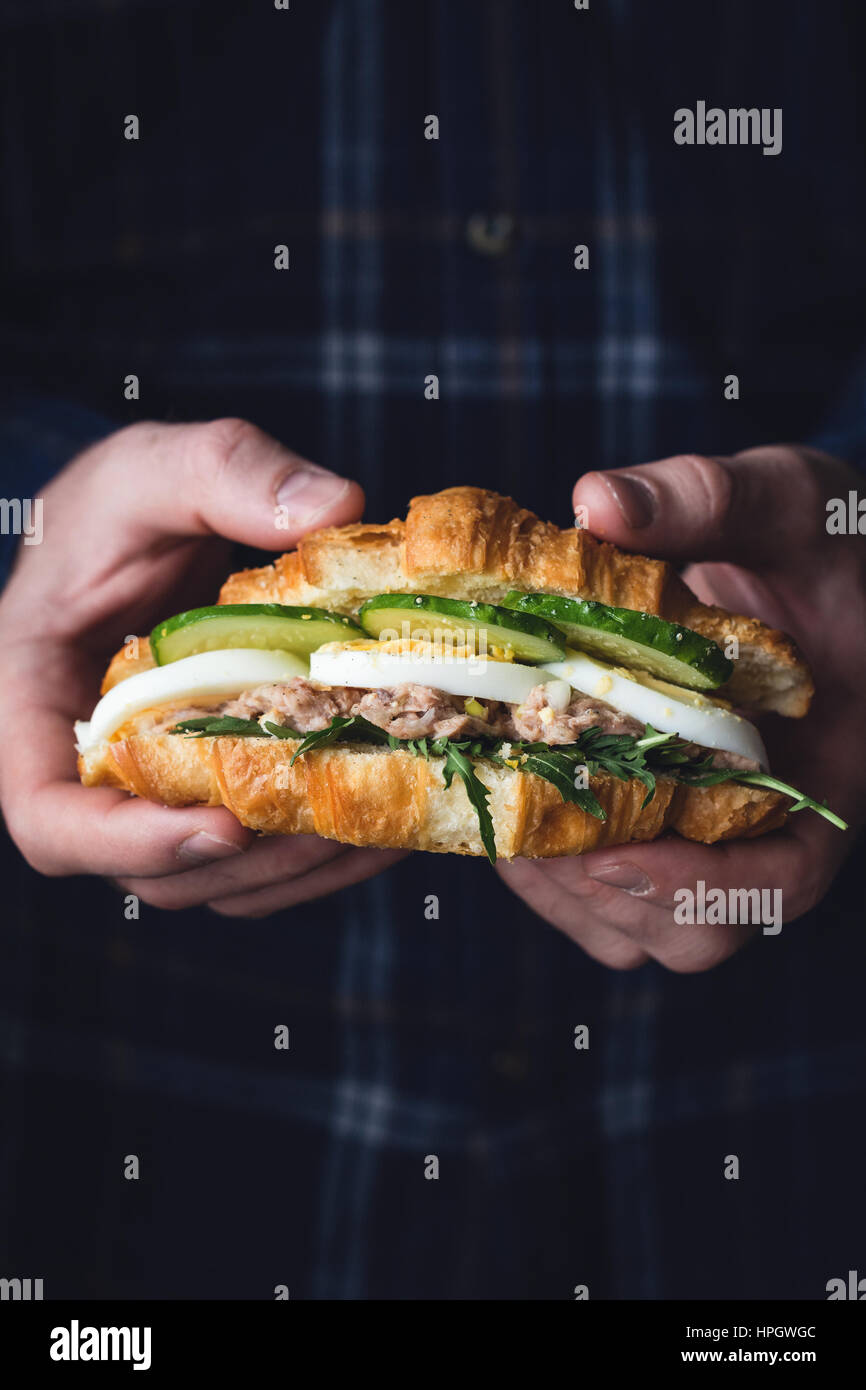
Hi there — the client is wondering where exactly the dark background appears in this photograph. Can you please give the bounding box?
[0,0,864,1299]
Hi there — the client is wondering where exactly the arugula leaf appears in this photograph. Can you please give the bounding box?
[578,726,651,777]
[288,714,391,765]
[262,721,302,740]
[635,730,849,829]
[388,734,430,759]
[634,725,675,753]
[395,733,498,859]
[572,729,658,808]
[509,746,606,821]
[488,731,662,817]
[170,715,275,738]
[440,743,497,864]
[683,767,849,829]
[673,767,740,789]
[499,724,849,828]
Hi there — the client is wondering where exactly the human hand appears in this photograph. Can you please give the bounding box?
[0,418,403,915]
[497,447,866,970]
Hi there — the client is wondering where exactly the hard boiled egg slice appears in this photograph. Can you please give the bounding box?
[309,639,544,705]
[75,648,309,751]
[543,649,768,768]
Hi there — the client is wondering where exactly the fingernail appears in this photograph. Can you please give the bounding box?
[178,832,245,865]
[601,474,656,529]
[276,467,350,527]
[586,862,653,895]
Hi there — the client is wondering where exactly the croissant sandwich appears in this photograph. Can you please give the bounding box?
[75,486,846,861]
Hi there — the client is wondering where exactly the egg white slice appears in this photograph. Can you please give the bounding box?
[309,644,544,705]
[75,648,309,751]
[543,649,768,768]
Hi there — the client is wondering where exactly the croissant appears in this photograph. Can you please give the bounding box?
[77,486,819,859]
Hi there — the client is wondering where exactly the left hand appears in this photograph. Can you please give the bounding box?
[0,418,404,917]
[497,446,866,971]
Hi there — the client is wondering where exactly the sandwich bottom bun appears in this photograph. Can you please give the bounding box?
[78,736,788,859]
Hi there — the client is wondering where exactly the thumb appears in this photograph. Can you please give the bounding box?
[50,417,364,554]
[572,447,830,568]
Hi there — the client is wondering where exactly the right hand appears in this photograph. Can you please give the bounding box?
[498,446,866,970]
[0,418,404,916]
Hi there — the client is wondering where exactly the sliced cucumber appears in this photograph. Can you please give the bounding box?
[501,591,732,690]
[150,604,363,666]
[357,593,566,664]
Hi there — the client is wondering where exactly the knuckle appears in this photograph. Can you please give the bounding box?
[193,417,260,475]
[736,444,830,538]
[16,842,58,877]
[98,420,164,464]
[678,453,735,523]
[604,941,651,971]
[786,863,828,921]
[656,932,741,975]
[8,817,60,877]
[776,445,825,508]
[112,419,160,444]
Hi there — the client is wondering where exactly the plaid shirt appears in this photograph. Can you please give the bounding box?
[1,0,865,1299]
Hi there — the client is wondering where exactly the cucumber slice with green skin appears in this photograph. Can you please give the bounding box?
[357,593,567,664]
[150,604,364,666]
[501,591,733,690]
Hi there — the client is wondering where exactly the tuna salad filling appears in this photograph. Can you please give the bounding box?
[152,676,759,772]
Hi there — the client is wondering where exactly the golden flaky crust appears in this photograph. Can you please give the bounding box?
[219,486,813,715]
[78,734,788,859]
